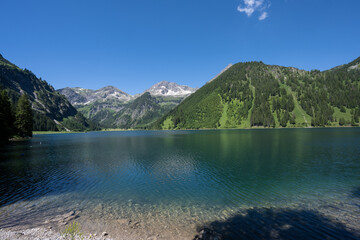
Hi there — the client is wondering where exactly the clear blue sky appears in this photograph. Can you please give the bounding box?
[1,0,359,94]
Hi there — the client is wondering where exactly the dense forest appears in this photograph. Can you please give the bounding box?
[151,57,360,129]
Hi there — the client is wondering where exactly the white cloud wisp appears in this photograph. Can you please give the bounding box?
[258,11,268,20]
[237,0,270,20]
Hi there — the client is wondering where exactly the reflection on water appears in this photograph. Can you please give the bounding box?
[0,129,360,238]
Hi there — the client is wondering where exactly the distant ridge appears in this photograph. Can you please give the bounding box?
[58,81,197,129]
[58,86,133,106]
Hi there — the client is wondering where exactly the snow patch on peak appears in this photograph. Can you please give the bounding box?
[58,86,133,106]
[145,81,198,97]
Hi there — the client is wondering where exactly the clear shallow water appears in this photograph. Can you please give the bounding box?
[0,129,360,239]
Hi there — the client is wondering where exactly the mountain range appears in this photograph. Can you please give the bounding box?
[58,81,198,129]
[1,52,359,131]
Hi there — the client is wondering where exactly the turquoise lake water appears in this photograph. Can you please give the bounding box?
[0,129,359,239]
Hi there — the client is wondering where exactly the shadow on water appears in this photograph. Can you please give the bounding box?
[194,208,360,240]
[0,140,83,208]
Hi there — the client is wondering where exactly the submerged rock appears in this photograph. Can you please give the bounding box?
[62,211,79,223]
[194,228,222,240]
[116,218,129,225]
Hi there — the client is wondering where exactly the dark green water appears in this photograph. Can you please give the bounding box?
[0,129,359,239]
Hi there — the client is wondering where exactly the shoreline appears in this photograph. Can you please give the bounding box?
[32,125,360,135]
[1,198,359,240]
[0,227,112,240]
[32,131,86,135]
[0,213,199,240]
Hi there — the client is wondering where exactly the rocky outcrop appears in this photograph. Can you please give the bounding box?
[58,86,133,106]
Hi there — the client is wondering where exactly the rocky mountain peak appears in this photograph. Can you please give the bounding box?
[58,86,133,106]
[145,81,197,97]
[94,86,133,102]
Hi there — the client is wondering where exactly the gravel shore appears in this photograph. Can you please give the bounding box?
[0,227,112,240]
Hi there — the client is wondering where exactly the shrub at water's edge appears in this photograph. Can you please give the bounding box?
[62,221,84,240]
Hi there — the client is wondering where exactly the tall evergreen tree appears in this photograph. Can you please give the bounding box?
[15,94,33,137]
[0,90,15,143]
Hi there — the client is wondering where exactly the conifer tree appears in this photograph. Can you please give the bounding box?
[0,90,15,143]
[15,94,33,137]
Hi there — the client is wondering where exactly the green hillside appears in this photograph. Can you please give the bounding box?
[152,58,360,129]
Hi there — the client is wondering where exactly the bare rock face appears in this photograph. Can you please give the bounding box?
[348,64,359,70]
[57,87,88,105]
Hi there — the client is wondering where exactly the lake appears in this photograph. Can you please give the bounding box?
[0,129,359,239]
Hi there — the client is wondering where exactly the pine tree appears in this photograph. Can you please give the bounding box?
[0,90,15,143]
[15,94,33,137]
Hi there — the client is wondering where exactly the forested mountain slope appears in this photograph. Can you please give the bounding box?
[152,58,360,129]
[0,54,96,131]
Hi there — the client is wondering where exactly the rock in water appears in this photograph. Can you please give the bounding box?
[194,228,222,240]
